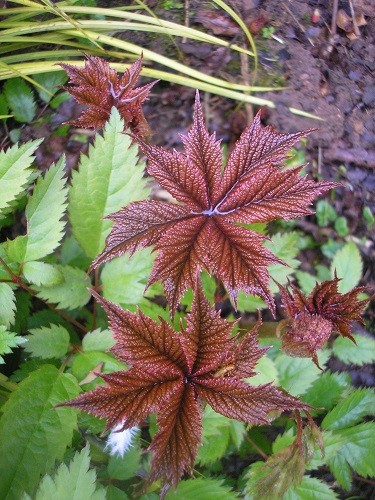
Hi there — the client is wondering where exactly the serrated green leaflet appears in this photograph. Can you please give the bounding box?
[69,108,150,259]
[0,139,40,216]
[328,453,352,491]
[101,249,153,305]
[7,157,68,263]
[23,261,63,286]
[34,265,91,310]
[0,283,16,328]
[31,445,106,500]
[82,329,114,353]
[302,371,349,412]
[197,407,244,465]
[25,324,70,359]
[322,388,375,431]
[275,351,330,396]
[71,351,125,384]
[330,241,362,293]
[0,365,80,499]
[107,438,141,481]
[0,326,25,363]
[284,475,338,500]
[332,333,375,366]
[328,422,375,482]
[166,478,238,499]
[3,78,36,123]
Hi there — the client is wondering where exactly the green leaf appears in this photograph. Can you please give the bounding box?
[7,157,68,263]
[330,241,362,293]
[284,475,338,500]
[328,453,352,491]
[265,232,300,267]
[33,71,68,104]
[196,406,244,465]
[71,351,124,384]
[107,437,141,480]
[101,249,154,305]
[238,232,300,311]
[25,325,70,359]
[332,333,375,366]
[363,206,374,229]
[69,108,150,259]
[328,422,375,486]
[60,236,91,270]
[82,329,114,352]
[322,388,375,431]
[0,283,16,328]
[32,445,105,500]
[302,371,349,412]
[10,358,60,382]
[3,78,36,123]
[23,261,63,286]
[334,216,349,237]
[275,351,330,396]
[34,265,91,310]
[315,199,337,227]
[0,365,80,499]
[0,139,40,216]
[295,271,317,295]
[0,326,26,363]
[247,356,279,386]
[166,478,238,499]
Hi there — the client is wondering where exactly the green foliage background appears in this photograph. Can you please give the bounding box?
[0,107,373,499]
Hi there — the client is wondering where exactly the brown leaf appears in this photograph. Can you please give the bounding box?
[94,92,337,315]
[63,286,307,487]
[195,9,239,36]
[60,55,157,137]
[278,277,369,366]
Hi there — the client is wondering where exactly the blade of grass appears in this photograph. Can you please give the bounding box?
[0,59,53,97]
[0,24,261,92]
[0,59,322,119]
[212,0,258,71]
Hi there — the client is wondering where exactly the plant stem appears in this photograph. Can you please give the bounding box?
[245,434,269,460]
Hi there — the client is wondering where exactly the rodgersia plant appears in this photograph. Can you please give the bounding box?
[0,56,373,499]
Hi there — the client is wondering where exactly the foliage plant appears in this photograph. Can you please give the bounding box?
[0,0,320,119]
[0,56,374,500]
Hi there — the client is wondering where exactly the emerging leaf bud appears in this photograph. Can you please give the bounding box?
[60,55,157,137]
[281,312,333,367]
[278,276,369,367]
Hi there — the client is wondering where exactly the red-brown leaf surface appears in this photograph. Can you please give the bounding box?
[278,276,369,366]
[60,55,156,137]
[94,91,338,315]
[64,286,307,487]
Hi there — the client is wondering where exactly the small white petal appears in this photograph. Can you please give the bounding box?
[105,424,138,457]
